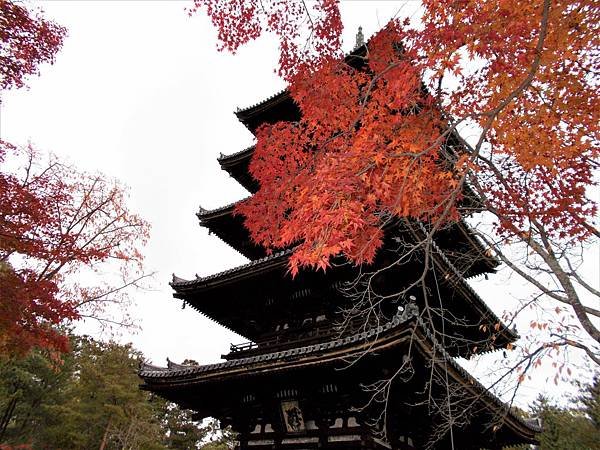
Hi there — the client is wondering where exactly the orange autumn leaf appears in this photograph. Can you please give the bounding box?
[195,0,598,275]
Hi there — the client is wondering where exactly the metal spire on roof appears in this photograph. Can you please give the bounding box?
[355,26,365,49]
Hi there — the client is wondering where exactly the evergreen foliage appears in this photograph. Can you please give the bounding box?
[516,377,600,450]
[0,337,234,449]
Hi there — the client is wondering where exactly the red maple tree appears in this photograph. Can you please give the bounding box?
[0,1,150,356]
[0,0,66,91]
[192,0,600,371]
[0,142,150,356]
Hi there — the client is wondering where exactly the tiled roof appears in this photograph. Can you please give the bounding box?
[170,249,292,289]
[234,43,367,117]
[174,215,515,342]
[196,198,247,220]
[429,236,518,341]
[217,145,256,164]
[139,304,540,435]
[235,89,288,115]
[172,219,514,343]
[141,303,421,378]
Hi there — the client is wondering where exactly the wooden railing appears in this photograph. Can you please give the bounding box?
[225,314,379,360]
[226,323,352,359]
[229,341,258,353]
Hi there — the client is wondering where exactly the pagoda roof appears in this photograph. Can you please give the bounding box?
[233,45,368,134]
[217,145,258,193]
[218,144,255,165]
[237,88,287,116]
[413,223,509,334]
[136,307,425,379]
[171,249,290,291]
[196,199,266,259]
[433,237,518,346]
[140,307,538,446]
[196,197,497,277]
[235,89,299,134]
[170,235,516,353]
[218,138,485,206]
[197,199,246,220]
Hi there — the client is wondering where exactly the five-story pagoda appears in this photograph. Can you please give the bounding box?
[140,50,540,450]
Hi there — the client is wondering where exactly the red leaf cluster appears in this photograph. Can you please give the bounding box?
[0,142,150,356]
[419,0,599,241]
[196,1,599,275]
[189,0,343,80]
[0,0,66,90]
[235,25,462,276]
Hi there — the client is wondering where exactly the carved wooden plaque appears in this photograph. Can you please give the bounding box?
[281,400,305,432]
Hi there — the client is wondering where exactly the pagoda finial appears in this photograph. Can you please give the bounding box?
[355,26,365,49]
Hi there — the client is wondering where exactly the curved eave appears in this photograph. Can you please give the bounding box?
[170,249,295,341]
[170,225,514,352]
[140,312,539,444]
[441,221,500,276]
[196,200,267,260]
[233,46,367,134]
[235,90,300,134]
[236,89,288,117]
[198,196,497,277]
[170,249,291,293]
[429,238,518,348]
[197,200,242,221]
[218,145,259,193]
[218,145,256,166]
[140,317,416,382]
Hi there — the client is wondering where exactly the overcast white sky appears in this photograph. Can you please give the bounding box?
[1,1,597,408]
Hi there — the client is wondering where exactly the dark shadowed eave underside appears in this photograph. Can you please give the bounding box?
[170,238,517,348]
[139,309,539,445]
[235,89,299,134]
[196,198,267,260]
[217,145,258,193]
[232,45,369,134]
[196,199,499,277]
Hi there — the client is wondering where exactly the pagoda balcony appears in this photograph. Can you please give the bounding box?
[224,323,345,360]
[224,316,377,360]
[228,341,258,353]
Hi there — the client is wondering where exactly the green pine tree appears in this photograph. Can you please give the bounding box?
[0,336,226,449]
[530,379,600,450]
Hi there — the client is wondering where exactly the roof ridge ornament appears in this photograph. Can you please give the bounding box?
[171,273,190,285]
[197,197,251,220]
[355,26,365,49]
[166,358,198,371]
[218,144,257,162]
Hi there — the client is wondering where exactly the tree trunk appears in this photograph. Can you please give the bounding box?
[99,418,111,450]
[0,396,18,440]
